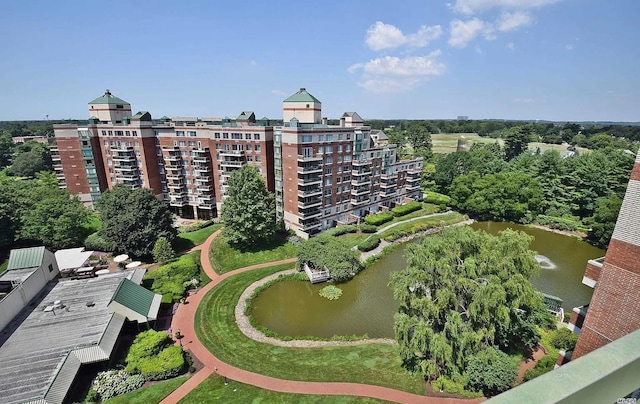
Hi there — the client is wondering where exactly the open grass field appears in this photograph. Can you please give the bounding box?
[194,264,425,395]
[103,376,188,404]
[431,133,588,155]
[173,223,223,252]
[209,234,298,274]
[179,374,391,404]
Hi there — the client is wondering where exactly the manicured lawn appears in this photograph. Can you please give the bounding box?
[103,376,188,404]
[194,264,425,394]
[179,374,390,403]
[431,133,503,154]
[377,212,467,240]
[332,232,371,248]
[381,203,439,227]
[209,234,298,274]
[174,224,223,252]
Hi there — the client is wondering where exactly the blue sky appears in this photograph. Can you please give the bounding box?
[1,0,639,122]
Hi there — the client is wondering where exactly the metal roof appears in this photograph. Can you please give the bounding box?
[7,246,46,271]
[54,247,93,271]
[283,88,321,103]
[109,279,156,319]
[88,89,130,105]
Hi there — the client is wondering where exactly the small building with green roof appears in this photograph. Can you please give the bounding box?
[283,87,322,124]
[108,278,161,323]
[88,89,132,124]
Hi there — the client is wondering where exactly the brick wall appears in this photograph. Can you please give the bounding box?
[583,261,602,283]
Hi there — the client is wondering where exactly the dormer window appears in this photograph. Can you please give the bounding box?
[116,104,124,109]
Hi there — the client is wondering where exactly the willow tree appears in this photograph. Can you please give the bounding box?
[389,226,548,380]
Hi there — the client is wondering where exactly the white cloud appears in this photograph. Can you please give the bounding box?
[506,42,515,50]
[453,0,562,14]
[348,51,445,93]
[565,44,574,50]
[448,18,495,47]
[496,11,532,31]
[365,21,442,51]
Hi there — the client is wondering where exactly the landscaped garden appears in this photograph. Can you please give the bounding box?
[173,222,222,252]
[144,252,204,303]
[194,263,426,395]
[209,233,298,274]
[179,374,390,403]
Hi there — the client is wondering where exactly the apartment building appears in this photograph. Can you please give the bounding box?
[54,88,423,236]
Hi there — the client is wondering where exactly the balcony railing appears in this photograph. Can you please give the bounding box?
[298,188,322,197]
[297,178,322,187]
[297,155,323,163]
[220,160,245,167]
[219,150,245,157]
[298,165,322,174]
[298,199,322,209]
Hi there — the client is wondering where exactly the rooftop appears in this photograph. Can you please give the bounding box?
[0,267,38,283]
[283,88,321,104]
[7,246,45,271]
[0,270,138,404]
[54,247,93,271]
[88,89,130,106]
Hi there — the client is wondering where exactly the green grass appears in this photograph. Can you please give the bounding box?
[179,374,390,404]
[431,133,502,154]
[174,224,223,252]
[194,263,425,394]
[381,203,439,227]
[209,234,298,274]
[332,232,371,248]
[103,376,188,404]
[378,212,467,240]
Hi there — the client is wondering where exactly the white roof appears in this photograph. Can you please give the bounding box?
[54,247,93,271]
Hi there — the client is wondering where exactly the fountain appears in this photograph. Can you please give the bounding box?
[535,254,558,270]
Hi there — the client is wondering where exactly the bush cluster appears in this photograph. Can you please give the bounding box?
[431,376,483,399]
[535,215,580,231]
[464,347,518,396]
[84,231,116,252]
[364,212,394,226]
[90,369,145,401]
[391,201,423,217]
[548,327,579,351]
[359,223,377,233]
[125,330,185,381]
[326,225,358,236]
[144,253,201,303]
[383,222,440,242]
[523,354,556,381]
[424,192,451,206]
[357,235,381,252]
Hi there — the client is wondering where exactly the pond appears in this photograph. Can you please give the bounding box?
[250,222,605,339]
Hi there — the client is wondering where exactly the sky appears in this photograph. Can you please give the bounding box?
[1,0,639,122]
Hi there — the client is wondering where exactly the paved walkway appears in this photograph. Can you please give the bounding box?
[161,229,484,404]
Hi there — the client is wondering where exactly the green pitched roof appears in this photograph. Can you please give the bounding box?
[110,279,155,318]
[132,111,152,121]
[283,88,321,103]
[7,247,46,271]
[88,90,130,105]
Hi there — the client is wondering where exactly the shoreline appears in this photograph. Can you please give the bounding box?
[527,223,588,240]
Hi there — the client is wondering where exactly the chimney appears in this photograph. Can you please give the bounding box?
[322,117,328,125]
[340,117,345,127]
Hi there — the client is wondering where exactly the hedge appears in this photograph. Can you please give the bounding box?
[143,253,201,303]
[327,225,358,236]
[391,201,423,217]
[359,223,377,233]
[357,235,381,252]
[424,192,451,205]
[125,330,186,381]
[364,212,394,226]
[125,330,170,364]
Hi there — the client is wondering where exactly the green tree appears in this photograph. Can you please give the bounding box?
[504,126,532,161]
[465,347,518,396]
[9,141,53,177]
[389,226,545,380]
[0,132,14,169]
[297,235,361,282]
[153,236,175,264]
[221,165,276,249]
[98,185,176,257]
[406,123,432,153]
[19,192,90,249]
[587,193,622,247]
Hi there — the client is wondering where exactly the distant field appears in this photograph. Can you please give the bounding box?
[431,133,588,155]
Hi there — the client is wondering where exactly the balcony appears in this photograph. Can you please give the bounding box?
[351,197,369,206]
[380,188,396,197]
[220,160,245,167]
[111,146,134,153]
[381,172,397,180]
[302,220,322,231]
[195,175,211,184]
[193,165,210,173]
[220,150,245,157]
[164,154,181,162]
[112,153,137,162]
[55,172,65,180]
[568,305,589,334]
[351,186,370,196]
[114,165,138,172]
[167,181,185,189]
[297,155,323,163]
[583,257,604,288]
[193,155,209,163]
[170,198,188,207]
[379,180,396,188]
[352,168,371,176]
[351,176,370,186]
[297,165,322,174]
[197,184,212,192]
[198,202,214,209]
[299,208,322,219]
[115,173,139,181]
[298,198,322,209]
[352,159,369,167]
[51,154,61,162]
[166,173,183,180]
[298,188,322,198]
[297,177,322,187]
[405,183,421,191]
[406,175,421,183]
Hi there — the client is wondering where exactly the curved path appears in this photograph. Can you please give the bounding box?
[161,229,483,404]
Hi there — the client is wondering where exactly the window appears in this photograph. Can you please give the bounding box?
[215,132,221,139]
[318,135,324,142]
[346,133,351,140]
[177,131,185,137]
[232,133,242,140]
[318,146,324,154]
[246,144,252,151]
[255,156,262,162]
[338,144,343,153]
[223,133,229,139]
[102,131,107,136]
[325,178,332,186]
[215,143,221,150]
[325,145,333,154]
[302,147,313,157]
[188,131,196,137]
[326,134,333,141]
[338,134,343,140]
[108,130,113,136]
[115,130,124,136]
[255,145,261,152]
[48,264,54,273]
[254,133,260,140]
[132,130,137,136]
[103,140,108,146]
[325,168,332,175]
[245,133,251,140]
[179,141,186,146]
[125,131,130,136]
[337,166,342,173]
[107,159,112,166]
[325,156,333,164]
[301,135,312,143]
[346,144,352,152]
[134,141,139,147]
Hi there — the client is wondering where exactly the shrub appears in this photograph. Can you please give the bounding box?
[524,354,556,381]
[364,212,394,226]
[549,327,578,351]
[125,330,171,365]
[424,192,451,205]
[144,253,200,303]
[357,235,381,252]
[136,345,185,381]
[153,236,175,264]
[431,376,483,399]
[391,201,423,217]
[359,223,377,233]
[85,389,100,403]
[91,369,145,400]
[328,225,358,236]
[535,215,580,231]
[84,231,116,252]
[464,347,518,396]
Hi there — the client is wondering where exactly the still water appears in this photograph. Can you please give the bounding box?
[251,222,605,339]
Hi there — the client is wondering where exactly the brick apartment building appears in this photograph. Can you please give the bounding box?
[53,88,423,237]
[559,150,640,365]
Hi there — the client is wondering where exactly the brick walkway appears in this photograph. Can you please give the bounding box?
[161,230,484,404]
